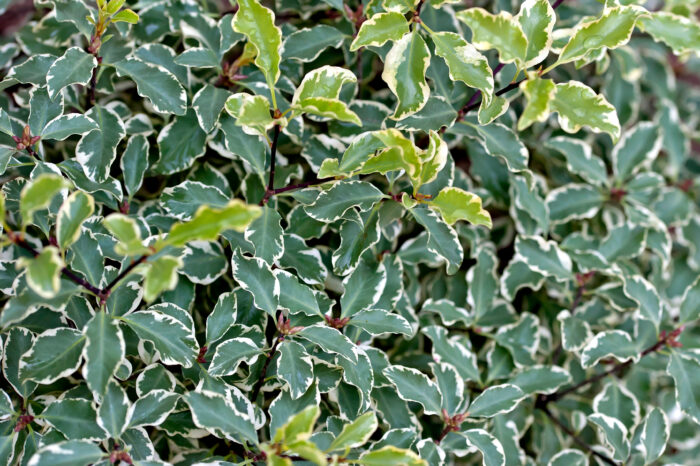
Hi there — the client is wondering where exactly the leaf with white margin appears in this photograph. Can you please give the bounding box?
[327,411,378,452]
[275,270,322,316]
[113,58,187,115]
[245,206,284,265]
[305,180,384,223]
[495,313,540,367]
[0,390,12,420]
[588,413,630,462]
[667,350,700,425]
[581,330,638,368]
[119,309,198,367]
[431,362,465,416]
[83,311,124,396]
[382,30,430,120]
[641,406,669,463]
[350,12,409,51]
[183,389,258,445]
[42,398,106,440]
[293,97,362,125]
[557,6,647,65]
[509,366,571,395]
[461,429,505,466]
[638,12,700,55]
[623,275,662,329]
[545,136,607,186]
[76,106,126,182]
[348,310,412,337]
[181,240,228,285]
[430,31,493,105]
[550,81,620,142]
[232,0,281,105]
[19,327,84,384]
[143,255,182,302]
[120,134,149,199]
[128,390,180,428]
[546,184,604,224]
[277,340,314,399]
[515,236,572,281]
[224,93,274,135]
[548,449,588,466]
[456,8,527,64]
[46,47,96,99]
[466,121,529,172]
[98,380,131,438]
[517,78,556,131]
[340,259,386,318]
[56,191,94,250]
[416,130,448,189]
[231,248,279,316]
[383,365,442,416]
[41,114,98,141]
[208,338,262,377]
[297,325,358,363]
[557,310,593,352]
[517,0,555,67]
[612,121,662,181]
[680,276,700,324]
[192,84,230,133]
[282,25,346,62]
[20,173,71,224]
[429,187,491,228]
[467,245,498,324]
[409,205,463,275]
[422,325,480,382]
[17,247,63,299]
[28,440,104,466]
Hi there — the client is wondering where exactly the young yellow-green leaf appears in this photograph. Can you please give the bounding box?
[430,31,493,105]
[103,213,149,256]
[517,0,555,67]
[416,130,448,189]
[231,0,282,106]
[557,6,647,65]
[294,97,361,125]
[638,12,700,55]
[358,446,425,466]
[293,66,356,103]
[517,78,556,131]
[382,30,430,120]
[350,12,409,51]
[224,93,274,135]
[456,8,527,64]
[56,191,94,250]
[111,8,139,24]
[17,247,64,299]
[143,255,182,302]
[327,412,377,452]
[273,405,319,444]
[550,81,620,141]
[429,187,491,228]
[165,200,261,247]
[20,173,70,225]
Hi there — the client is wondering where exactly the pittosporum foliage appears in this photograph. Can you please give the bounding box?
[0,0,698,464]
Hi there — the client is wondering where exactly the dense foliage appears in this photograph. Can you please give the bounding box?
[0,0,699,464]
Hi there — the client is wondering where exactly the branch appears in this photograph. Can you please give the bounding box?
[86,56,102,110]
[270,176,335,195]
[99,255,148,305]
[250,334,282,401]
[260,122,281,206]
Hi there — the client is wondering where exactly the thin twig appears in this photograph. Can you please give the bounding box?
[260,123,281,206]
[270,176,335,195]
[86,56,102,110]
[250,335,282,401]
[99,255,148,305]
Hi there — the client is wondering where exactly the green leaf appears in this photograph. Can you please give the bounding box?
[29,440,104,466]
[340,259,386,318]
[383,365,442,416]
[581,330,638,368]
[128,390,180,428]
[667,351,700,425]
[76,106,126,182]
[588,413,630,462]
[639,12,700,55]
[428,31,493,104]
[19,327,84,384]
[41,114,98,141]
[557,6,647,65]
[456,7,528,64]
[112,8,138,23]
[56,191,94,249]
[358,446,424,466]
[422,325,480,382]
[548,449,588,466]
[416,130,448,189]
[113,58,187,115]
[429,186,491,227]
[612,122,661,181]
[192,84,230,133]
[120,308,198,367]
[509,366,571,395]
[297,325,358,363]
[245,206,284,265]
[517,78,556,131]
[17,247,64,299]
[97,379,130,438]
[292,66,360,124]
[120,134,149,199]
[546,184,604,224]
[517,0,555,66]
[468,384,524,417]
[224,93,274,134]
[494,312,540,366]
[231,248,279,316]
[208,337,262,377]
[327,412,377,452]
[275,270,322,316]
[461,429,506,466]
[557,310,593,352]
[514,236,572,281]
[42,398,106,440]
[273,405,319,444]
[641,407,669,463]
[143,255,182,302]
[351,12,408,51]
[466,121,529,172]
[550,81,620,141]
[83,312,124,396]
[231,0,282,106]
[283,25,346,62]
[545,136,607,186]
[382,30,430,120]
[623,275,662,329]
[46,47,96,99]
[680,276,700,324]
[348,310,412,337]
[20,173,70,225]
[277,340,314,399]
[184,390,258,445]
[409,205,463,275]
[305,181,384,223]
[154,108,208,174]
[165,200,261,247]
[103,214,147,256]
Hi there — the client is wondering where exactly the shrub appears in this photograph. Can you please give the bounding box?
[0,0,698,464]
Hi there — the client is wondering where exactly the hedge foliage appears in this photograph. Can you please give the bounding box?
[0,0,699,464]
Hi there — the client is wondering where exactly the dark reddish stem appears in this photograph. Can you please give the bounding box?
[99,255,148,305]
[260,122,281,206]
[250,335,282,401]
